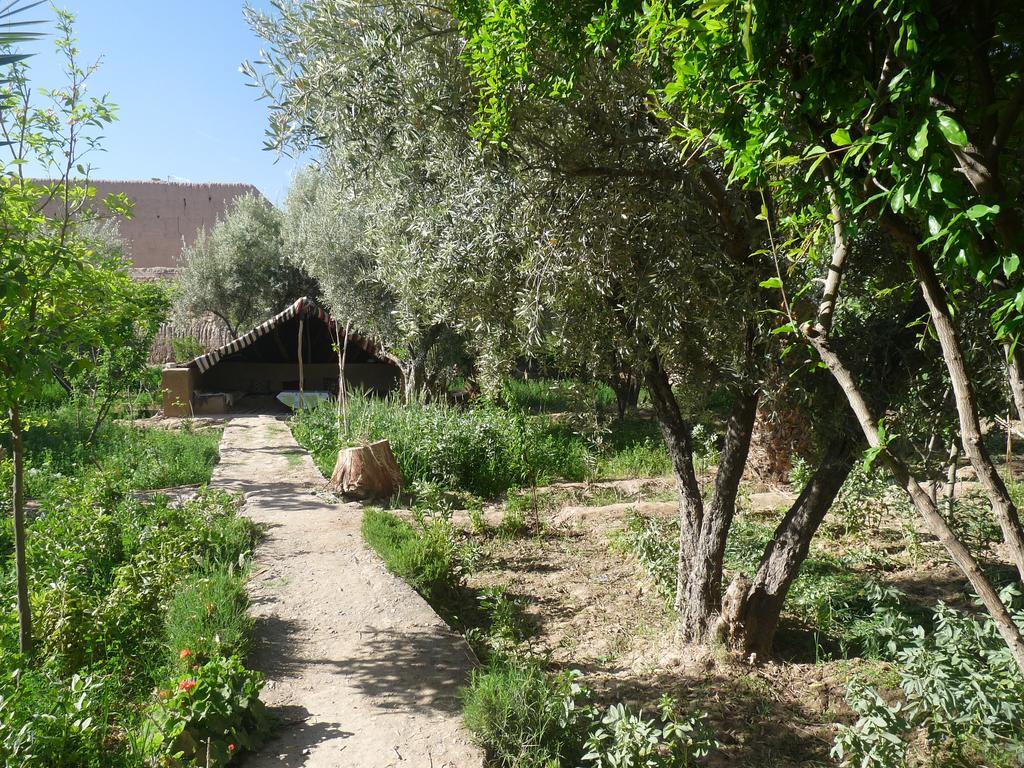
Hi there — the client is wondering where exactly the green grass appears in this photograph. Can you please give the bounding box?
[361,508,469,615]
[292,393,671,498]
[165,565,255,664]
[500,377,623,414]
[16,401,221,497]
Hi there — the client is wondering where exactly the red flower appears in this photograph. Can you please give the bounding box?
[228,744,236,752]
[178,678,197,693]
[179,649,192,660]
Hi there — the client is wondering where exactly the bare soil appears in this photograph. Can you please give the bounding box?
[459,480,994,768]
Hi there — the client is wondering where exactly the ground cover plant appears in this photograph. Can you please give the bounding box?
[0,475,269,767]
[19,401,221,498]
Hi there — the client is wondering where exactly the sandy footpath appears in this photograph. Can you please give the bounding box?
[212,416,483,768]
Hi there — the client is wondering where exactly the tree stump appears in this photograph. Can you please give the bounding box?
[330,439,403,500]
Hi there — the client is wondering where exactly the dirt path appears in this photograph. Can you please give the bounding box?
[212,416,483,768]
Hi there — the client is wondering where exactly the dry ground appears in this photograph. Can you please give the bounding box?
[213,416,483,768]
[448,477,997,768]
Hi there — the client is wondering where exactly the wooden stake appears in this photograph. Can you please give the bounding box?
[342,321,350,434]
[298,316,305,408]
[340,319,351,434]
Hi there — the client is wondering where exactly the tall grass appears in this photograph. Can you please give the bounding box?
[294,393,590,497]
[500,377,622,414]
[292,393,671,498]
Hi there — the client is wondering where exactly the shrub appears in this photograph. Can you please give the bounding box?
[463,659,717,768]
[142,655,271,766]
[462,659,590,768]
[833,587,1024,767]
[582,697,716,768]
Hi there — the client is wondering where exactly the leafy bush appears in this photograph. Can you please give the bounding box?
[143,655,271,766]
[833,587,1024,767]
[582,697,716,768]
[0,666,125,768]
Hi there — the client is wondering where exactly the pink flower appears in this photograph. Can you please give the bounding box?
[178,678,197,693]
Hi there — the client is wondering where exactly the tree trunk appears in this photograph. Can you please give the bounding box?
[642,351,704,595]
[806,329,1024,675]
[675,386,760,642]
[402,324,445,404]
[910,248,1024,582]
[609,371,640,421]
[718,435,856,657]
[10,406,33,655]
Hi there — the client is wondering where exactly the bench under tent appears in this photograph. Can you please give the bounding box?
[161,297,400,417]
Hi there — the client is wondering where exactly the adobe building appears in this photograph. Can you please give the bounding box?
[86,179,265,272]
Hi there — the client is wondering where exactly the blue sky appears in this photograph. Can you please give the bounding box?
[19,1,304,203]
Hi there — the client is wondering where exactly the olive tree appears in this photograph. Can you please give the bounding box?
[248,1,521,400]
[246,0,880,654]
[455,0,1024,668]
[174,191,318,338]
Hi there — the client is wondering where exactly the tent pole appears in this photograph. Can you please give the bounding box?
[298,316,305,408]
[342,319,350,430]
[340,319,351,435]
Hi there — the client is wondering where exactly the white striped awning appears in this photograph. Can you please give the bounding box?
[191,297,332,373]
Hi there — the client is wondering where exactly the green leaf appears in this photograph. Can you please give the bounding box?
[831,128,852,147]
[771,322,796,335]
[927,173,943,193]
[907,122,928,160]
[759,277,782,289]
[1004,254,1020,279]
[965,203,999,221]
[936,114,968,147]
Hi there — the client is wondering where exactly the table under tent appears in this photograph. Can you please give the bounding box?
[161,297,400,417]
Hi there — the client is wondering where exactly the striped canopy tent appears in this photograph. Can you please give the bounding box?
[161,297,400,417]
[193,296,334,372]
